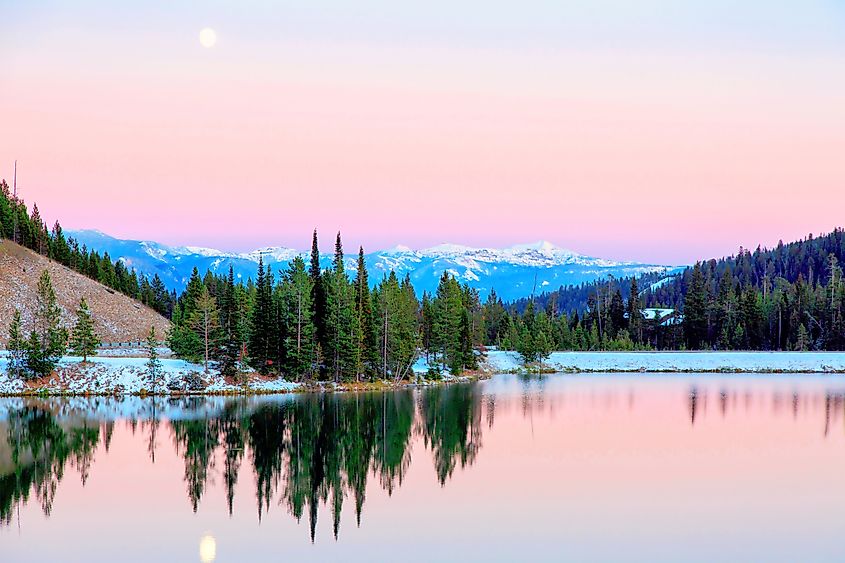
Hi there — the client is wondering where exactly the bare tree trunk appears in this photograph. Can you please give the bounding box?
[204,310,209,373]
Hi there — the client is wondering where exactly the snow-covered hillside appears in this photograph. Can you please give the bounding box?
[69,230,672,301]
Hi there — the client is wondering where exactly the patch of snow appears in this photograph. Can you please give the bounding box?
[482,350,845,374]
[0,353,302,395]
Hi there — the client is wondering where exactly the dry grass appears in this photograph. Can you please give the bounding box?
[0,240,171,344]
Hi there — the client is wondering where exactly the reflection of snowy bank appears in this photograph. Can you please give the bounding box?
[0,393,300,422]
[483,350,845,374]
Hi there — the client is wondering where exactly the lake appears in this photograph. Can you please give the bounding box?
[2,373,845,562]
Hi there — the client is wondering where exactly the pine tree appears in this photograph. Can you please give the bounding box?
[310,229,327,355]
[354,246,378,378]
[516,301,540,363]
[24,269,68,377]
[324,232,359,381]
[248,258,273,374]
[683,262,709,350]
[432,273,464,373]
[145,326,164,392]
[627,278,642,343]
[190,285,220,373]
[608,288,626,338]
[279,256,315,380]
[167,267,205,360]
[218,266,242,378]
[374,271,420,380]
[6,309,26,378]
[70,297,99,362]
[457,308,477,371]
[420,293,435,362]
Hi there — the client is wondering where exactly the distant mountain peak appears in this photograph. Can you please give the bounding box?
[240,247,302,263]
[68,229,672,301]
[382,244,415,255]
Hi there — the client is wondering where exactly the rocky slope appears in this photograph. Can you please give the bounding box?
[0,240,170,344]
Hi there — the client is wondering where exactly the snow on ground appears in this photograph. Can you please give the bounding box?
[0,353,302,395]
[4,350,845,396]
[96,346,173,358]
[483,350,845,373]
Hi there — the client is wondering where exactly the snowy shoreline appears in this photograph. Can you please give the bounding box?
[2,350,845,396]
[484,350,845,374]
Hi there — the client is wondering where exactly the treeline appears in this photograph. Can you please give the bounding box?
[510,270,669,315]
[649,230,845,350]
[484,278,673,361]
[167,231,481,381]
[501,229,845,352]
[0,181,175,317]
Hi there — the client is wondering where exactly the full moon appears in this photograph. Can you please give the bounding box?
[199,28,217,48]
[199,534,216,562]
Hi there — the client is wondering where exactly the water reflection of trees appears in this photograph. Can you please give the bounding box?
[0,385,483,539]
[173,387,481,540]
[5,380,845,537]
[1,407,99,525]
[686,386,845,433]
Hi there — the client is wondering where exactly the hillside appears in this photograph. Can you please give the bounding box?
[0,240,170,344]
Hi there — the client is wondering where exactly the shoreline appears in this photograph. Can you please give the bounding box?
[3,350,845,397]
[0,372,488,398]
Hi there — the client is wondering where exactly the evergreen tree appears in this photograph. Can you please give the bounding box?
[420,293,435,362]
[432,273,464,373]
[323,232,359,381]
[279,256,316,380]
[796,323,810,351]
[248,258,274,374]
[627,278,642,343]
[145,326,164,392]
[6,310,25,378]
[683,263,709,349]
[354,247,378,378]
[482,289,507,346]
[218,266,242,378]
[373,271,420,380]
[70,297,99,362]
[167,267,205,360]
[309,229,327,356]
[457,308,477,371]
[608,288,626,338]
[23,269,68,378]
[190,285,220,373]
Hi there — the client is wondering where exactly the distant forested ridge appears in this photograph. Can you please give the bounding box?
[505,229,845,352]
[0,180,176,317]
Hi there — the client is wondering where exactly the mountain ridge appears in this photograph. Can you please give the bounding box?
[68,230,674,301]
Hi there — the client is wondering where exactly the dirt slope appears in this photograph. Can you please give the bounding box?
[0,240,170,344]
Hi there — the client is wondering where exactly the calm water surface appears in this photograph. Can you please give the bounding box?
[3,373,845,562]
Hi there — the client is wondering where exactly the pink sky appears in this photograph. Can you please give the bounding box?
[2,3,844,264]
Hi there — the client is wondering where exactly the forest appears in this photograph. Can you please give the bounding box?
[4,181,845,383]
[518,229,845,352]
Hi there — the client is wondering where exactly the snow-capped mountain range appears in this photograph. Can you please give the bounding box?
[69,230,674,302]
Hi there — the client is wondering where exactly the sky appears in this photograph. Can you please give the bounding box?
[1,0,844,264]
